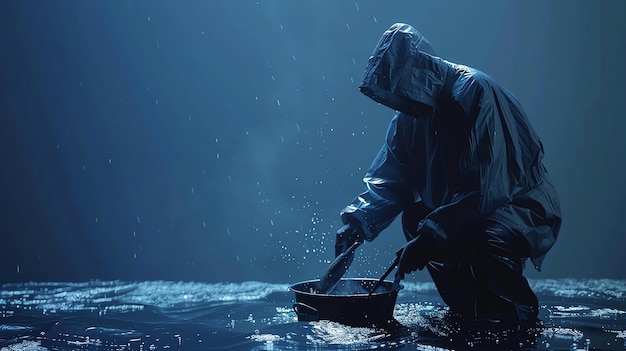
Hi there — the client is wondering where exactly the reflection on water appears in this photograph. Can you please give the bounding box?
[0,279,625,350]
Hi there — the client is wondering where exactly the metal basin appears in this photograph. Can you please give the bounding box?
[289,278,401,327]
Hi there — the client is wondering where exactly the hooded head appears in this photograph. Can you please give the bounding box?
[359,23,448,117]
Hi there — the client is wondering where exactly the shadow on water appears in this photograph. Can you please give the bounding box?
[0,279,625,350]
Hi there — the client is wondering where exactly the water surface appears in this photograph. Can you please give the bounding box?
[1,279,625,350]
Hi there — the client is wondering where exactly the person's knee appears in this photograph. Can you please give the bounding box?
[472,221,530,261]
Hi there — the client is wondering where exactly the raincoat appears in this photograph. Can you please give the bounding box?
[341,23,561,270]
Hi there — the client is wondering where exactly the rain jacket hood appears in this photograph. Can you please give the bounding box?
[343,23,561,271]
[359,23,447,116]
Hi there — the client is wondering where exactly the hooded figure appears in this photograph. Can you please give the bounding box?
[335,23,561,323]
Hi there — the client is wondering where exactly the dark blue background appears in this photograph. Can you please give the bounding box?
[1,1,625,283]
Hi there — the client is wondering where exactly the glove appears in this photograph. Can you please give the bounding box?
[394,236,430,280]
[395,220,446,280]
[335,222,364,257]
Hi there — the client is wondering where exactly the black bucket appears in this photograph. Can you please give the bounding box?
[289,278,401,327]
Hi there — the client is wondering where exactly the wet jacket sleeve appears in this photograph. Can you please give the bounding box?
[340,114,414,241]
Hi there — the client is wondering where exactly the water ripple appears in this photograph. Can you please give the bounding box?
[1,279,625,350]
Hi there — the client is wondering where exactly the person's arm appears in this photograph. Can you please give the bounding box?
[340,114,414,241]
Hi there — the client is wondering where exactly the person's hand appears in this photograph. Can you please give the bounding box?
[335,222,364,257]
[394,236,429,280]
[395,221,446,280]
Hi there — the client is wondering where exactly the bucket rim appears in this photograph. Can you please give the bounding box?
[289,277,401,297]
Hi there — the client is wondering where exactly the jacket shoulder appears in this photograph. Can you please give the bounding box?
[447,63,502,115]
